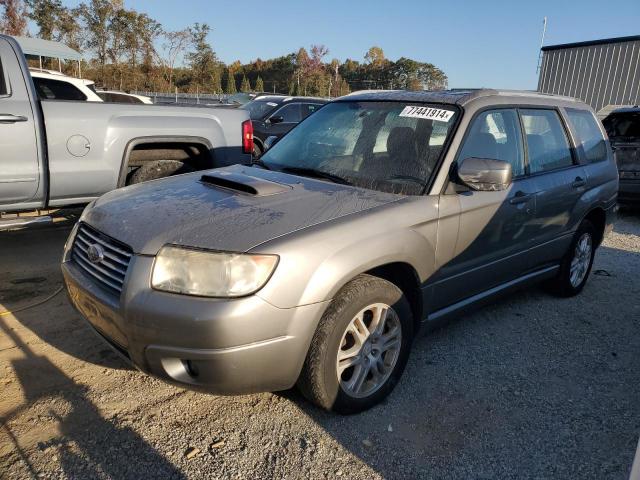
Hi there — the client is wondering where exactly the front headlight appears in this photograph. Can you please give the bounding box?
[151,246,278,298]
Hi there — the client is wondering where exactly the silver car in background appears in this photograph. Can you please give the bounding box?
[62,89,618,413]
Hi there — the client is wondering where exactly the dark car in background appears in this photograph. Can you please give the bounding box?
[243,95,328,156]
[226,92,273,106]
[603,107,640,204]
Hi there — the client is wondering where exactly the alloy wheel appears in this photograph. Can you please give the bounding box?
[569,232,593,287]
[336,303,402,398]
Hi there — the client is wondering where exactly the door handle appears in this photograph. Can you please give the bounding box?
[0,114,28,123]
[509,191,533,205]
[571,177,586,189]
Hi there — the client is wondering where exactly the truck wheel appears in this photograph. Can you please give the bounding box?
[297,274,413,414]
[127,160,195,185]
[546,220,596,297]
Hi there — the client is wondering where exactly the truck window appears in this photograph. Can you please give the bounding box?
[566,108,607,163]
[33,77,87,101]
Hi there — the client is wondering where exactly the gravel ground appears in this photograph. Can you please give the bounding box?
[1,210,639,479]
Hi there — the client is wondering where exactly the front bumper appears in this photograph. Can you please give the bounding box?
[62,257,329,394]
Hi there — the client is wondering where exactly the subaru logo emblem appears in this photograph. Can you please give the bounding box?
[87,244,104,264]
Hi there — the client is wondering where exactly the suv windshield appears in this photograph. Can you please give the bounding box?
[259,101,459,195]
[243,99,280,119]
[603,112,640,140]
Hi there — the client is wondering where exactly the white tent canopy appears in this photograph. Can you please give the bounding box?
[11,36,82,61]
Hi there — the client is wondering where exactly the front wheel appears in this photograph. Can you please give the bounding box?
[546,220,596,297]
[297,274,414,414]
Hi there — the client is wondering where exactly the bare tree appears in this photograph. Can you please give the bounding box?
[162,28,191,91]
[0,0,28,36]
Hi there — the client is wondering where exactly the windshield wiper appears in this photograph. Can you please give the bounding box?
[279,166,352,185]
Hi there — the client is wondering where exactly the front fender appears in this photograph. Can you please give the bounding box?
[254,197,439,309]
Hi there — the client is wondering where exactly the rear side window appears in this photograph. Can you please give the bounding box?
[458,109,525,177]
[98,92,142,104]
[521,109,573,173]
[0,58,7,95]
[302,103,322,119]
[33,77,87,101]
[566,108,607,163]
[603,112,640,139]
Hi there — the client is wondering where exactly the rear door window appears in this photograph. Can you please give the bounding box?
[566,108,607,163]
[33,77,87,101]
[520,109,573,173]
[274,103,302,123]
[458,109,525,177]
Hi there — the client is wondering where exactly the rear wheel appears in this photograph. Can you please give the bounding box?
[297,274,413,414]
[546,220,596,297]
[127,160,195,185]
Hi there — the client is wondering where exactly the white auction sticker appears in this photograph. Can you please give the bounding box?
[399,105,455,122]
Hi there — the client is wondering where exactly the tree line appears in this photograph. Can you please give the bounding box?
[0,0,448,96]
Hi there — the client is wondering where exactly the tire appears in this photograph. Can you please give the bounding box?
[546,220,597,297]
[297,274,414,414]
[127,160,195,185]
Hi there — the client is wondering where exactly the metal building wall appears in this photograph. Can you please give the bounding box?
[537,38,640,113]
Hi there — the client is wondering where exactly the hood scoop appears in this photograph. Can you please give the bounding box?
[200,170,292,196]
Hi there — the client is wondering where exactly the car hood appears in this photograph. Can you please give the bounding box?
[84,165,402,255]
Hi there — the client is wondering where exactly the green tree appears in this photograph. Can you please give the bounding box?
[78,0,122,84]
[224,68,236,94]
[186,23,217,91]
[364,46,386,67]
[210,66,222,93]
[390,57,447,90]
[240,74,250,92]
[57,6,83,50]
[26,0,64,40]
[255,75,264,92]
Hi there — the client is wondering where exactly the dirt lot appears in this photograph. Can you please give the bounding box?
[1,211,639,479]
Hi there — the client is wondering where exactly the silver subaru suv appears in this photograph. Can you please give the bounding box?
[62,90,618,413]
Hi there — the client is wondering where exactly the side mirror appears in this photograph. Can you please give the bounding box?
[268,115,284,124]
[457,157,512,191]
[264,135,279,151]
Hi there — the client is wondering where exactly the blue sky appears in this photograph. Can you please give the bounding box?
[60,0,640,89]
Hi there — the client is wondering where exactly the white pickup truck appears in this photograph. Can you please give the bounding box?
[0,35,252,216]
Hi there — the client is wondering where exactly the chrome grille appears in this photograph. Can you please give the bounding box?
[71,223,133,295]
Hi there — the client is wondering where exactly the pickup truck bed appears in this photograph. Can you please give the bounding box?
[0,34,251,213]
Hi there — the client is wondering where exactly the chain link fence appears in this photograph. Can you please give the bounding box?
[131,91,229,105]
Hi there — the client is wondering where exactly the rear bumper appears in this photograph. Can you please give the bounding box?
[62,258,329,394]
[618,179,640,203]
